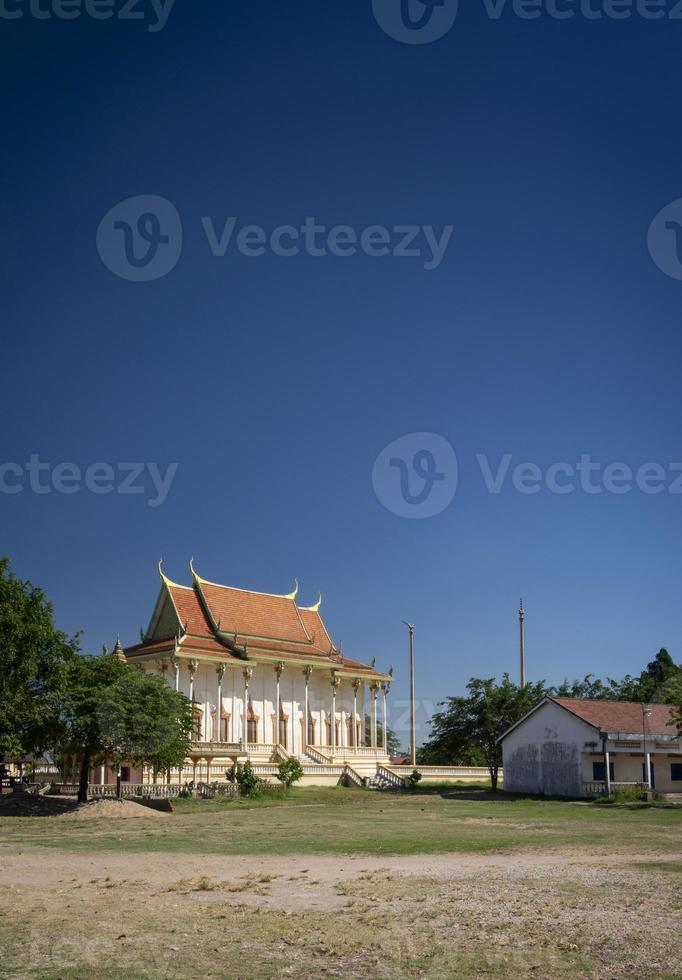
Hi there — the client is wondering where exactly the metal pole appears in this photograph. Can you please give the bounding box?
[643,706,652,789]
[402,621,416,767]
[519,600,526,688]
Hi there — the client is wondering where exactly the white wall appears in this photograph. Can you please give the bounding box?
[502,701,597,797]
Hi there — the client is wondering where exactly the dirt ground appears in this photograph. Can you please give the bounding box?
[0,793,167,818]
[1,846,681,978]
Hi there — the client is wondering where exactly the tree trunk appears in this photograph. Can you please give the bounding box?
[489,766,498,792]
[77,752,91,803]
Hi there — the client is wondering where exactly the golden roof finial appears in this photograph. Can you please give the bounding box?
[285,578,299,600]
[302,592,322,612]
[158,559,182,589]
[189,556,206,584]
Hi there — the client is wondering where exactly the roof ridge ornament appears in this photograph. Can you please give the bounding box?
[158,559,184,590]
[285,578,299,600]
[302,592,322,612]
[189,556,205,584]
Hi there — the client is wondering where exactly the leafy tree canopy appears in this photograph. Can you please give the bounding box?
[418,675,548,790]
[0,557,79,759]
[60,653,193,801]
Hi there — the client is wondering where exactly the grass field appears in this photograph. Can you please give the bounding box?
[1,787,681,978]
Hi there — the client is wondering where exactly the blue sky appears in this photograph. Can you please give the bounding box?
[2,1,682,744]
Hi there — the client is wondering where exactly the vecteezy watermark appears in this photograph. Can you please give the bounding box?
[0,456,178,507]
[373,439,682,518]
[372,0,459,44]
[96,196,455,281]
[373,0,682,44]
[476,454,682,495]
[0,0,174,30]
[648,198,682,281]
[372,433,458,518]
[200,216,453,269]
[96,195,183,282]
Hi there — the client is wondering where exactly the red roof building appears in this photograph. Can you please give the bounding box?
[121,561,392,782]
[500,696,681,798]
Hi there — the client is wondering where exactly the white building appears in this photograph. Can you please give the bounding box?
[121,561,394,785]
[500,697,682,798]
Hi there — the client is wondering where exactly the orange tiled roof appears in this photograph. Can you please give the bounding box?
[123,568,387,678]
[168,584,213,636]
[553,699,678,736]
[298,608,334,654]
[197,579,310,643]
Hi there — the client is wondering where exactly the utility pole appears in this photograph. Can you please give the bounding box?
[402,620,416,766]
[642,705,652,790]
[519,599,526,688]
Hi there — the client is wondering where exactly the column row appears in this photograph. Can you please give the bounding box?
[160,658,390,752]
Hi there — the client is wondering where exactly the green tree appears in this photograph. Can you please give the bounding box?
[420,675,550,791]
[227,760,261,797]
[97,669,193,781]
[364,716,402,755]
[60,653,192,802]
[554,674,619,700]
[277,757,304,788]
[0,558,78,759]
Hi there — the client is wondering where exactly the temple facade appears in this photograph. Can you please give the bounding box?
[122,562,394,785]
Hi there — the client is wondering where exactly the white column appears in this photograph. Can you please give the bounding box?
[645,751,652,789]
[303,667,312,751]
[370,684,378,750]
[216,664,225,743]
[174,659,179,692]
[352,679,359,749]
[604,748,612,794]
[242,667,252,745]
[330,673,339,755]
[275,662,283,746]
[231,669,237,742]
[382,683,389,753]
[188,660,197,704]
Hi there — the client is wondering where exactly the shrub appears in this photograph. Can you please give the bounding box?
[609,784,648,803]
[408,769,422,787]
[226,761,261,797]
[277,757,304,788]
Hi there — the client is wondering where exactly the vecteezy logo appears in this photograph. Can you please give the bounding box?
[96,195,182,281]
[372,433,458,518]
[647,198,682,281]
[372,0,458,44]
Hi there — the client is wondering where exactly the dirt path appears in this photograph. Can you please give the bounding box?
[0,846,670,913]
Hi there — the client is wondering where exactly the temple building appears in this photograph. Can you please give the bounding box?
[121,561,394,785]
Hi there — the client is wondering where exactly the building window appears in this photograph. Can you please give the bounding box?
[247,717,258,743]
[671,764,682,782]
[307,715,315,745]
[120,766,130,782]
[593,761,614,781]
[279,714,288,749]
[220,714,230,742]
